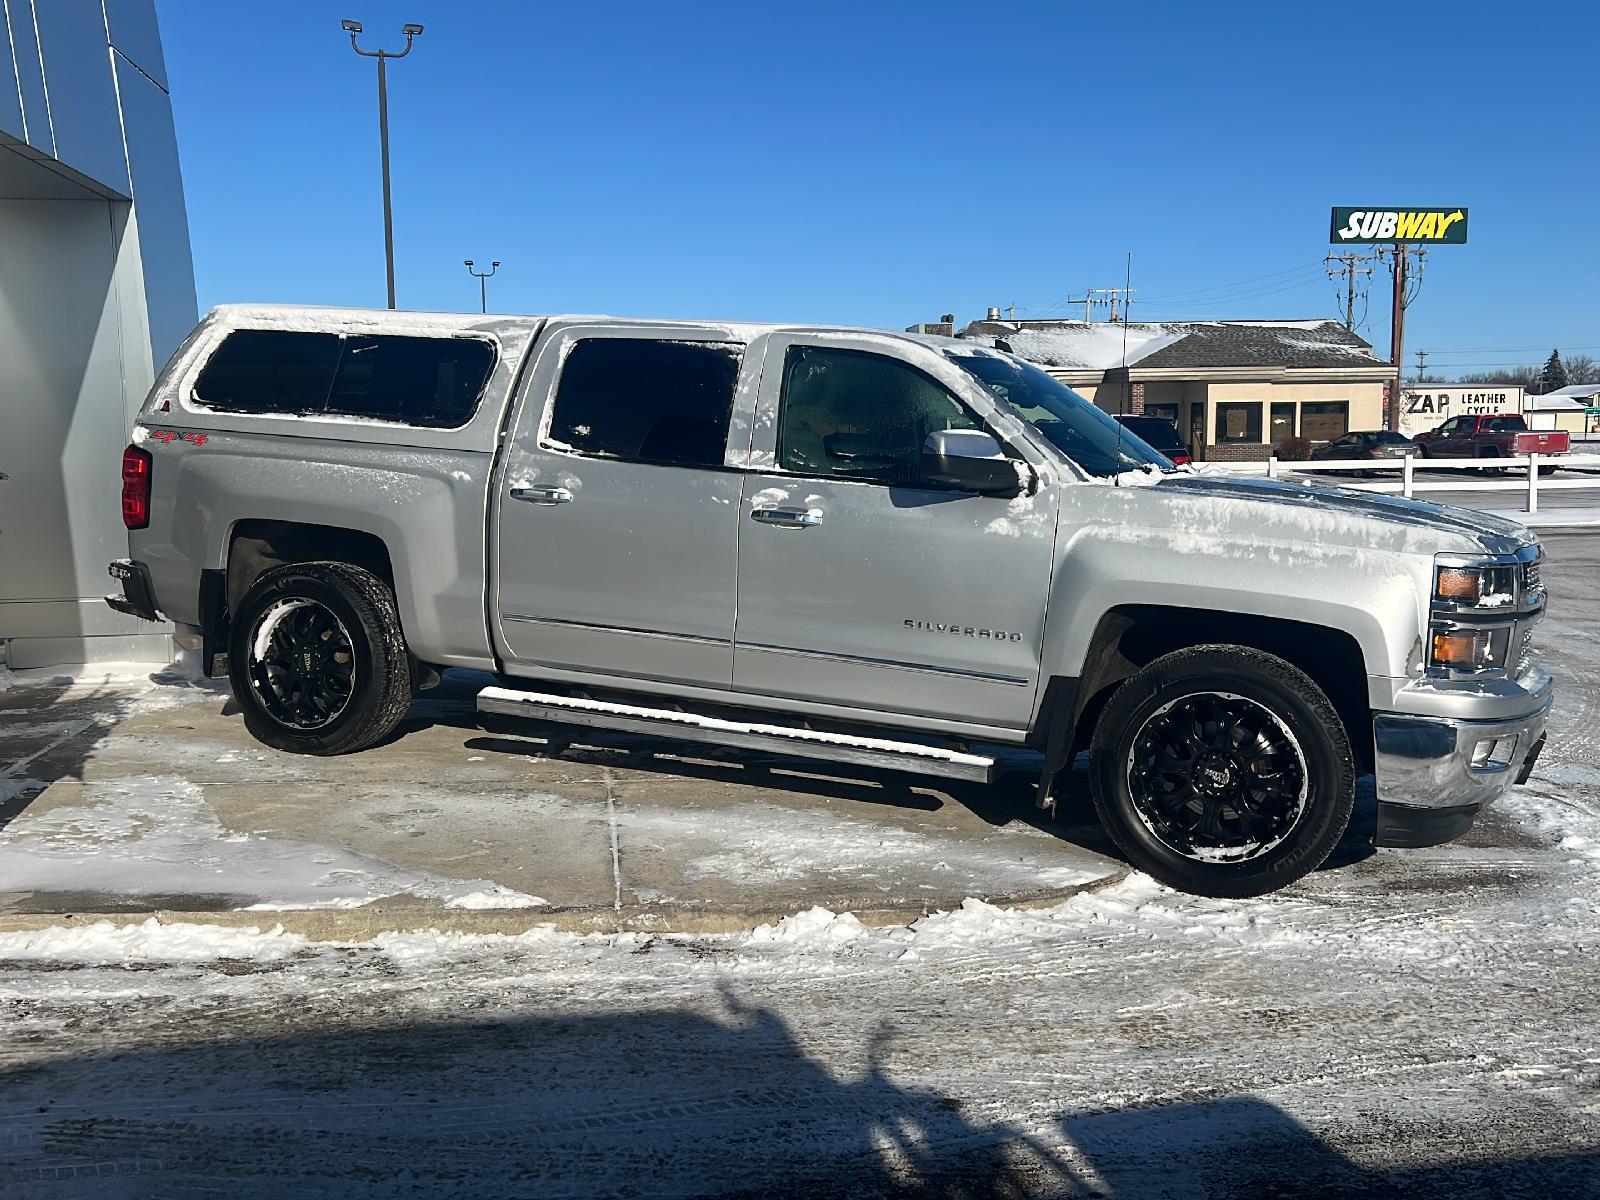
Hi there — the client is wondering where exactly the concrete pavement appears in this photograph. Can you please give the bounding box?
[0,668,1122,933]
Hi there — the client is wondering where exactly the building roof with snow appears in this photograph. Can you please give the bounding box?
[1536,383,1600,404]
[955,318,1379,374]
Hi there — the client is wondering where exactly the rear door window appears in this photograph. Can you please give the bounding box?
[192,330,496,427]
[546,338,742,468]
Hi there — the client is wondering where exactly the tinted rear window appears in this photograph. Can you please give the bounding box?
[192,330,341,415]
[547,338,741,469]
[192,330,496,428]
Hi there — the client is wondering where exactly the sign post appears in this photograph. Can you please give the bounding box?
[1331,207,1469,430]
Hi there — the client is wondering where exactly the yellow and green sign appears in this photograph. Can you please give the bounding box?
[1330,207,1468,244]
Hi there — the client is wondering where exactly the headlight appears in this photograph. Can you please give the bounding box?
[1427,556,1528,676]
[1433,563,1518,609]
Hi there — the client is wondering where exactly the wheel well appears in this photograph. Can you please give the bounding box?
[1067,605,1374,773]
[223,520,396,617]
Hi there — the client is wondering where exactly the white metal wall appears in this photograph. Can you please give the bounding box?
[0,0,196,668]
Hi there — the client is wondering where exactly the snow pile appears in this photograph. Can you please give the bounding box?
[0,917,306,964]
[749,906,866,946]
[445,888,550,909]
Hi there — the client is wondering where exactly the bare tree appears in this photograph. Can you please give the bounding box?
[1457,366,1540,389]
[1563,354,1599,385]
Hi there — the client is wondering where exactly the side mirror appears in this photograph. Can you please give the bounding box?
[921,429,1025,497]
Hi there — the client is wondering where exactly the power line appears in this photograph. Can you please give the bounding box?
[1019,259,1329,317]
[1134,260,1326,303]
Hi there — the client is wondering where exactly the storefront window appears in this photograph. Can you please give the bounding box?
[1270,402,1296,445]
[1301,402,1349,442]
[1216,402,1263,444]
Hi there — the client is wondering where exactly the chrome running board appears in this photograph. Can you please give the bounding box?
[475,686,996,783]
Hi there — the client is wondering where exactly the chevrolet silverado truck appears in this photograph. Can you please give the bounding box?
[1413,413,1569,470]
[108,306,1554,897]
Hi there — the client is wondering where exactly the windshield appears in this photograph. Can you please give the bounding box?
[946,350,1173,477]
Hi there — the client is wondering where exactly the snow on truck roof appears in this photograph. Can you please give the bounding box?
[203,304,966,348]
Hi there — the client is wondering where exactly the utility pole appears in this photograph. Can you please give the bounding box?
[1414,348,1429,382]
[1387,244,1406,430]
[1088,287,1135,322]
[1325,250,1376,330]
[1380,245,1428,430]
[343,19,424,310]
[464,260,500,314]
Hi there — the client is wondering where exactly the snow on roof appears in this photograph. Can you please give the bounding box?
[1541,383,1600,400]
[1000,323,1188,370]
[1526,393,1591,410]
[958,318,1376,372]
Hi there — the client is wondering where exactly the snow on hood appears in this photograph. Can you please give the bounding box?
[1156,473,1536,556]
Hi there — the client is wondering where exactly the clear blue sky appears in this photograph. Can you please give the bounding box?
[159,0,1598,374]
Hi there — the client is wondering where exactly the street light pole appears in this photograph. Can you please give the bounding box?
[464,260,500,314]
[342,20,423,310]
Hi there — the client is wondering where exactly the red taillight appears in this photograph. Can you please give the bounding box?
[1171,452,1192,466]
[121,444,151,530]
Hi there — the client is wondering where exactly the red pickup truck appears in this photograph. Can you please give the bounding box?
[1413,414,1569,467]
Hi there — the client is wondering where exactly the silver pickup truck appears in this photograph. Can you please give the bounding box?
[108,305,1553,897]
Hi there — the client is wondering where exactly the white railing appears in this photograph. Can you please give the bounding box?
[1237,452,1600,514]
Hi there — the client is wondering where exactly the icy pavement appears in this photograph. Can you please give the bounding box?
[0,669,1117,924]
[0,533,1597,1195]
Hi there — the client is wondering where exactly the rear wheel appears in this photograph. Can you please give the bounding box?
[1089,646,1355,897]
[228,562,413,755]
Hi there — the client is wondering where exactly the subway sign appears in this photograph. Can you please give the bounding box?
[1330,206,1468,244]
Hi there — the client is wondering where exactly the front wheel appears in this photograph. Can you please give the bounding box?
[228,562,413,755]
[1089,646,1355,897]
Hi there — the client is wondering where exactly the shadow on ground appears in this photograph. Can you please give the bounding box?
[411,670,1377,877]
[0,989,1590,1198]
[0,668,214,834]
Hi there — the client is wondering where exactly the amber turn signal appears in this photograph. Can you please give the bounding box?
[1435,567,1482,602]
[1431,630,1485,668]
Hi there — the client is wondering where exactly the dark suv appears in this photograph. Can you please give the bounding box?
[1114,415,1191,465]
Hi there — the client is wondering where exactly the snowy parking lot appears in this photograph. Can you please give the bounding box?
[1,532,1597,1197]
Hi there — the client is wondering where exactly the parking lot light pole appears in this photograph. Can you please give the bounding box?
[342,19,423,310]
[464,260,500,314]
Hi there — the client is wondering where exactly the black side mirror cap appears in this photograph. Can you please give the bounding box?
[920,429,1027,497]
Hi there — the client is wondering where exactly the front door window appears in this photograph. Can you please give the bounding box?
[777,345,977,486]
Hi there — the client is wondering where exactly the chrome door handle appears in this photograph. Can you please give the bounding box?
[751,507,822,528]
[510,485,573,505]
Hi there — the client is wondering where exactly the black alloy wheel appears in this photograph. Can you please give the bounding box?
[1126,691,1307,863]
[228,561,414,755]
[248,598,356,729]
[1089,645,1355,897]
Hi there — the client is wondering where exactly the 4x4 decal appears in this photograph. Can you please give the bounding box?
[149,429,208,447]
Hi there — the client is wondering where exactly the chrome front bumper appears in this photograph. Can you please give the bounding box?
[1372,687,1552,847]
